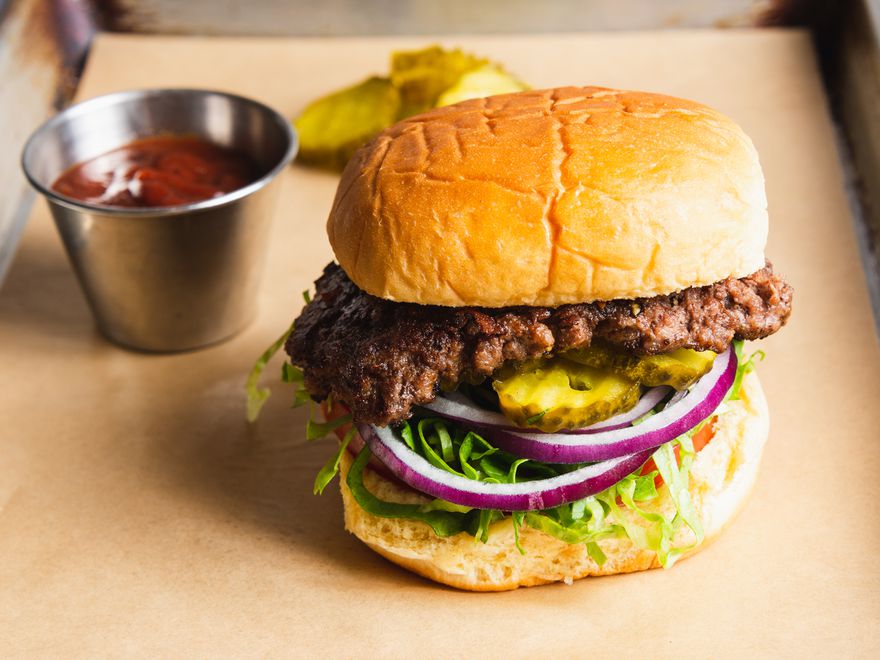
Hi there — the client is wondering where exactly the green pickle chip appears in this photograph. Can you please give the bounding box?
[493,344,718,432]
[437,64,527,106]
[493,358,641,433]
[294,46,528,170]
[564,343,717,390]
[294,76,400,171]
[390,45,488,116]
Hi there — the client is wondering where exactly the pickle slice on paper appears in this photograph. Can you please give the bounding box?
[294,76,400,170]
[390,46,488,116]
[437,64,528,106]
[493,358,641,433]
[294,46,528,171]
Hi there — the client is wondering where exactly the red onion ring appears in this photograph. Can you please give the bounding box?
[424,385,672,434]
[343,427,401,483]
[359,423,654,511]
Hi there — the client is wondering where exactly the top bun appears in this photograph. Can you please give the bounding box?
[328,86,767,307]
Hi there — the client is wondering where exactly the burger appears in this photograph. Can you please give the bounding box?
[255,86,793,591]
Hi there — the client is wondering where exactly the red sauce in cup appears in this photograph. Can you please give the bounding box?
[51,135,261,208]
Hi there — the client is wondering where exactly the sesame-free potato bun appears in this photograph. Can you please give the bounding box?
[328,86,767,307]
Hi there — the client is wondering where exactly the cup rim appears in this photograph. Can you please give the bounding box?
[20,87,299,217]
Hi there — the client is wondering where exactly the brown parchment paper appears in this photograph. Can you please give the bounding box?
[2,31,879,657]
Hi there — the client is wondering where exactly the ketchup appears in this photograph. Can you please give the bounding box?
[51,135,261,208]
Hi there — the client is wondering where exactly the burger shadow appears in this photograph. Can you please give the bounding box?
[162,391,630,597]
[156,377,445,591]
[155,361,659,596]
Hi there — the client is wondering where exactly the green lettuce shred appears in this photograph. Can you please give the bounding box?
[511,511,526,555]
[346,447,469,538]
[729,339,765,401]
[652,437,703,566]
[306,413,352,441]
[314,427,355,494]
[293,389,313,408]
[281,362,304,384]
[245,320,296,422]
[586,541,607,566]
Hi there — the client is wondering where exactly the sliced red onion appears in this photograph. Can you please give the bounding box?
[345,427,367,458]
[343,427,399,483]
[421,391,530,431]
[666,387,690,408]
[423,385,671,434]
[359,423,654,510]
[471,348,736,463]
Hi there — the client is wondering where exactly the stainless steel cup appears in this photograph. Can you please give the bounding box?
[21,88,297,352]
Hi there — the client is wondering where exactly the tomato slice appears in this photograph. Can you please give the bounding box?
[638,417,717,490]
[691,418,716,453]
[321,399,353,440]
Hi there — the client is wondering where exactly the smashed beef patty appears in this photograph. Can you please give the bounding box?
[287,263,792,426]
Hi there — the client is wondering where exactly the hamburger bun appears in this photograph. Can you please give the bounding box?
[328,86,767,308]
[338,370,769,591]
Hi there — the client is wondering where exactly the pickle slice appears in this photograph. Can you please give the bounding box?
[390,46,487,117]
[492,358,641,433]
[294,76,401,171]
[564,343,716,390]
[295,46,528,171]
[436,64,528,106]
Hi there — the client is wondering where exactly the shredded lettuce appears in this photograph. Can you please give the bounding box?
[306,413,352,441]
[729,339,765,401]
[471,509,505,543]
[245,302,320,421]
[293,389,313,407]
[245,320,296,422]
[652,436,703,566]
[523,506,618,546]
[586,541,607,565]
[346,447,469,537]
[511,511,526,554]
[281,362,304,384]
[314,427,355,494]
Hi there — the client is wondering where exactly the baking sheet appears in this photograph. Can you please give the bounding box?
[1,31,878,657]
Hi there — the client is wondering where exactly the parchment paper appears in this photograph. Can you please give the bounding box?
[2,31,878,657]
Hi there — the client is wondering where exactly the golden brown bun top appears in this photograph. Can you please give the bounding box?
[328,86,767,307]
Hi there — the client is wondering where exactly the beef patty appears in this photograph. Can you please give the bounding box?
[286,263,792,426]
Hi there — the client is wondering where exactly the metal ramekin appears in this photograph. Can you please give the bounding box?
[22,88,297,351]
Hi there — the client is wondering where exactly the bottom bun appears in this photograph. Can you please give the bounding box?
[339,371,769,591]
